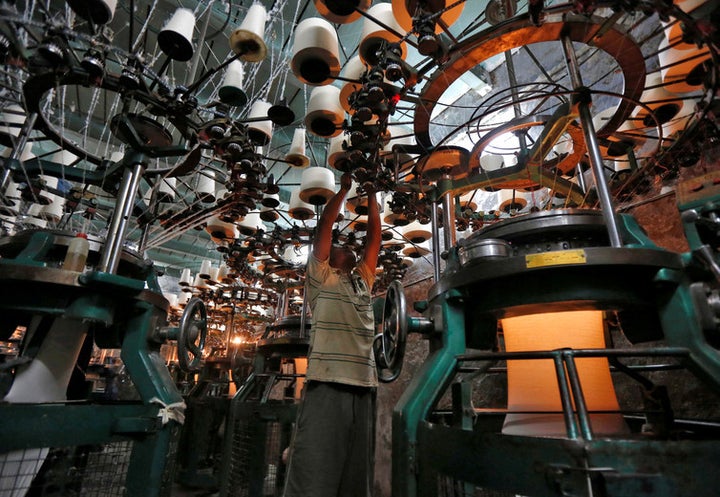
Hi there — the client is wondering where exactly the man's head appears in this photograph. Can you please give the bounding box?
[329,244,357,274]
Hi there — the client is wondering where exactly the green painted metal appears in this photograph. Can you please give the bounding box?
[391,207,720,497]
[0,246,183,496]
[392,289,467,497]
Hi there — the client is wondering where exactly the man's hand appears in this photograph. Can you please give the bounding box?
[340,172,353,191]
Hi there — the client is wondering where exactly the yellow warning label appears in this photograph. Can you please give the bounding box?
[525,249,587,268]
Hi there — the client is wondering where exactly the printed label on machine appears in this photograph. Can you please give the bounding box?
[525,249,587,268]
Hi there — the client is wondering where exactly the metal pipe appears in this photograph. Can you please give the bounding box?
[561,35,623,247]
[1,112,37,192]
[99,161,145,273]
[504,51,528,153]
[430,199,442,282]
[441,174,456,252]
[575,163,587,193]
[553,353,580,439]
[563,352,594,440]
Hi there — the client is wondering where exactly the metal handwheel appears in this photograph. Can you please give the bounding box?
[374,280,408,383]
[177,297,208,372]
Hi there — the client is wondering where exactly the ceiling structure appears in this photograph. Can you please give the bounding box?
[0,0,717,301]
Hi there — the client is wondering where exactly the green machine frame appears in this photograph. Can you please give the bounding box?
[389,207,720,497]
[0,230,186,497]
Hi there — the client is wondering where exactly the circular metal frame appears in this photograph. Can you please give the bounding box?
[414,12,646,150]
[177,296,208,372]
[375,279,408,382]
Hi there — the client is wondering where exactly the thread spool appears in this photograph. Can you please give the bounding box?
[391,0,465,34]
[382,125,417,171]
[497,190,527,213]
[382,234,405,251]
[193,274,209,290]
[177,291,191,306]
[591,106,647,156]
[291,17,341,86]
[305,85,344,138]
[632,72,682,130]
[206,266,221,285]
[300,167,335,205]
[403,241,430,258]
[661,98,696,140]
[663,0,707,44]
[36,175,58,205]
[247,99,273,145]
[179,268,193,286]
[218,60,247,106]
[0,214,16,234]
[230,3,268,62]
[238,211,263,236]
[285,128,310,168]
[206,215,238,240]
[158,8,195,61]
[198,259,213,279]
[339,56,367,112]
[218,263,233,284]
[196,171,216,203]
[39,193,65,223]
[359,3,407,66]
[381,193,409,226]
[164,292,179,309]
[401,220,432,243]
[261,193,280,208]
[346,182,369,215]
[459,191,479,212]
[501,310,626,437]
[328,134,350,171]
[67,0,118,24]
[658,36,710,94]
[260,204,279,222]
[348,214,368,232]
[314,0,371,23]
[0,181,20,215]
[289,189,315,220]
[0,104,25,138]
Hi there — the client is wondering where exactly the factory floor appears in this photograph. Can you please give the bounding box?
[170,483,219,496]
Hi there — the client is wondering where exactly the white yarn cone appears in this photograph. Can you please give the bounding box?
[247,100,273,145]
[158,8,195,61]
[285,128,310,168]
[288,189,315,220]
[229,3,268,62]
[291,17,341,86]
[218,60,247,106]
[359,3,407,65]
[305,85,344,138]
[299,167,335,205]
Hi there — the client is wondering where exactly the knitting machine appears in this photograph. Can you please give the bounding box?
[364,1,720,496]
[0,81,210,495]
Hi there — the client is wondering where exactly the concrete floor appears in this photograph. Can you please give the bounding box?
[170,483,219,496]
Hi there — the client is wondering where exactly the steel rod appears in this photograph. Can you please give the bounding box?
[561,35,623,247]
[553,354,580,439]
[441,174,456,252]
[430,200,442,282]
[1,112,37,193]
[99,161,145,273]
[563,352,594,440]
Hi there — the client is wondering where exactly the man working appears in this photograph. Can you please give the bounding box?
[283,172,381,497]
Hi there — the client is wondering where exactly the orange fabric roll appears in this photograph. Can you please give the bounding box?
[501,310,627,437]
